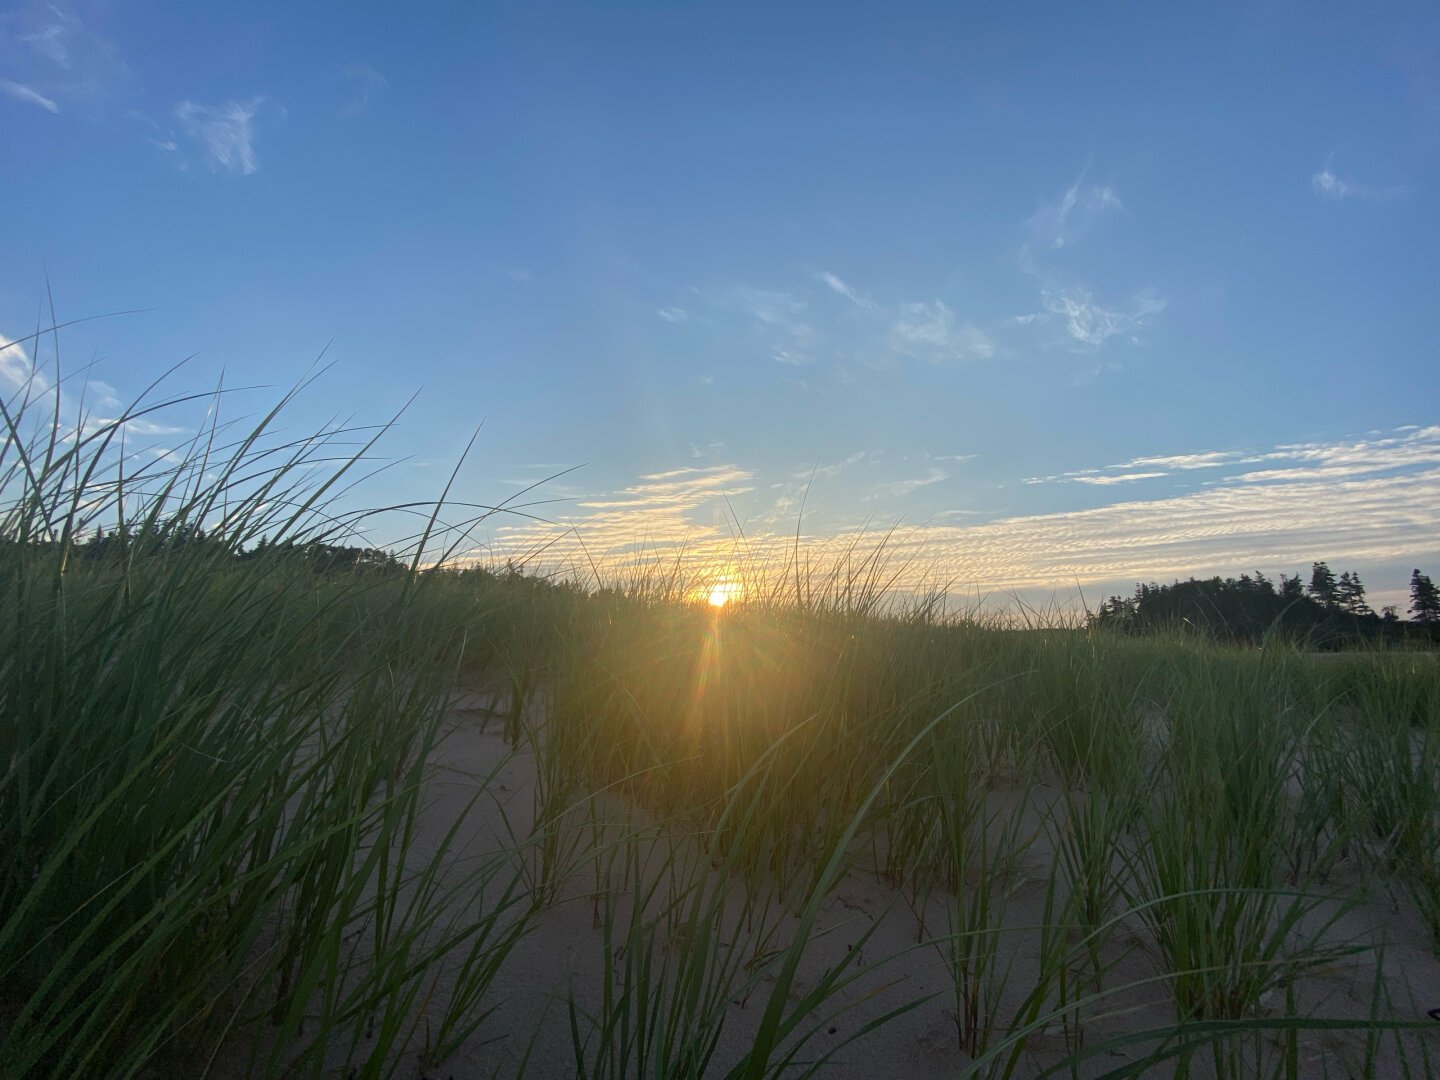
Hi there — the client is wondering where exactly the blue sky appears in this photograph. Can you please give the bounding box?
[2,1,1437,610]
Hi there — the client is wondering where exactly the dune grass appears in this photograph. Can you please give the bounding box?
[0,363,539,1077]
[3,357,1439,1078]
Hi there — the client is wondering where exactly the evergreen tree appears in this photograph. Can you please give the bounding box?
[1308,561,1338,608]
[1411,569,1440,625]
[1337,571,1372,616]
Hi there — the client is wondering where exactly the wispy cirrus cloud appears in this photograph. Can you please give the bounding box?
[1012,167,1167,366]
[872,467,949,499]
[0,2,275,172]
[902,466,1440,598]
[806,450,879,480]
[725,286,811,333]
[1040,285,1166,350]
[1027,175,1124,250]
[0,77,58,112]
[1121,450,1241,471]
[341,64,388,115]
[770,348,816,366]
[578,465,754,510]
[1070,471,1168,486]
[0,1,130,110]
[816,270,878,311]
[685,273,995,374]
[1311,159,1409,202]
[174,98,265,175]
[79,416,188,439]
[532,465,755,560]
[889,300,994,362]
[697,284,817,366]
[1027,425,1440,487]
[13,3,79,66]
[815,270,994,361]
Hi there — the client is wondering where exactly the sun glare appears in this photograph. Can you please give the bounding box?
[707,581,741,608]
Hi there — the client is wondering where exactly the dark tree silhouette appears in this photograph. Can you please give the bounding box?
[1412,569,1440,625]
[1091,563,1427,647]
[1308,562,1338,609]
[1337,571,1372,617]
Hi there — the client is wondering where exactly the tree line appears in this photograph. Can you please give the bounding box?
[6,524,411,577]
[1091,563,1440,646]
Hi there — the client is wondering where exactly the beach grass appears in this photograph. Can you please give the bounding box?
[3,365,1438,1078]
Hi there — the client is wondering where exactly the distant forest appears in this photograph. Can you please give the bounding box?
[1092,563,1440,647]
[7,526,411,576]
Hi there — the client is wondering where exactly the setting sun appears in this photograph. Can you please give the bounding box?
[707,581,742,608]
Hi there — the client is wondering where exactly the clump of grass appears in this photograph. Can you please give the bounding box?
[0,343,535,1077]
[1329,698,1440,952]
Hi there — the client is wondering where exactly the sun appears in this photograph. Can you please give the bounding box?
[707,581,742,608]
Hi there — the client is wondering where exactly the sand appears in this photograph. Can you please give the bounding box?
[223,684,1440,1078]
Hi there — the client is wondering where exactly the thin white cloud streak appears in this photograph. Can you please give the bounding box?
[88,417,188,438]
[1122,450,1239,470]
[875,467,948,498]
[693,276,994,372]
[2,1,131,108]
[570,465,752,515]
[14,3,79,66]
[816,270,877,311]
[808,450,876,479]
[1028,179,1124,250]
[770,348,815,366]
[0,78,58,112]
[889,301,993,361]
[1031,426,1440,487]
[1071,472,1167,486]
[723,286,809,330]
[900,470,1440,591]
[1040,286,1166,349]
[703,285,817,364]
[657,306,689,323]
[174,98,263,175]
[1311,167,1409,202]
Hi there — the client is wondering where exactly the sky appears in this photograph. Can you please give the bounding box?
[2,0,1437,612]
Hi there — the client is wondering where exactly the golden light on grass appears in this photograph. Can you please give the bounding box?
[707,580,742,608]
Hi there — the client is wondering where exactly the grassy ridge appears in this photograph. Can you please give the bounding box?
[0,370,541,1077]
[3,367,1439,1077]
[534,594,1440,1075]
